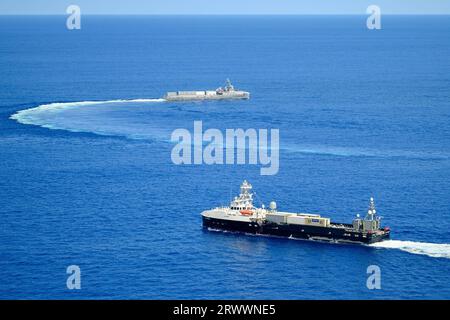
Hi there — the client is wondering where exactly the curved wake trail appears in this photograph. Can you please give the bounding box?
[10,98,166,125]
[284,145,450,161]
[370,240,450,259]
[9,99,450,161]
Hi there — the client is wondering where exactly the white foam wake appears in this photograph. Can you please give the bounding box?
[370,240,450,259]
[10,99,450,162]
[10,98,166,125]
[285,145,450,160]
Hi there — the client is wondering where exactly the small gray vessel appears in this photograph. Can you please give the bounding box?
[163,79,250,101]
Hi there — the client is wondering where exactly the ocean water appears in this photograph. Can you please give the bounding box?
[1,15,450,299]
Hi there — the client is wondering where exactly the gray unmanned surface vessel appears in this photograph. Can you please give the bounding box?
[164,79,250,101]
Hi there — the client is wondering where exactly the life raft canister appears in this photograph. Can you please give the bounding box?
[240,209,253,216]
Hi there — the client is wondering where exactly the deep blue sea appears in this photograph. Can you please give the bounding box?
[1,15,450,299]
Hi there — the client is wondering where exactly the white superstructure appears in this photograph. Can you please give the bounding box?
[201,180,330,225]
[201,180,266,222]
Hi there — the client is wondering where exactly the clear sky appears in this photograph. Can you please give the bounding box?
[1,0,449,15]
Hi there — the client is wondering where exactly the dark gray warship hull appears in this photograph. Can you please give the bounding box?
[202,216,390,245]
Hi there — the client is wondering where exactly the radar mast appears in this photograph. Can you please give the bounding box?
[230,180,253,210]
[225,79,234,92]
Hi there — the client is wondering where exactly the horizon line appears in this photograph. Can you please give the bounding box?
[1,13,450,16]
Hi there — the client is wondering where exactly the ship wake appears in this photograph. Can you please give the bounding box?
[285,145,450,161]
[9,99,450,161]
[9,98,167,139]
[370,240,450,259]
[10,98,165,125]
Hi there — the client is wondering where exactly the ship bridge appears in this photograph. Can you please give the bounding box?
[230,180,253,210]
